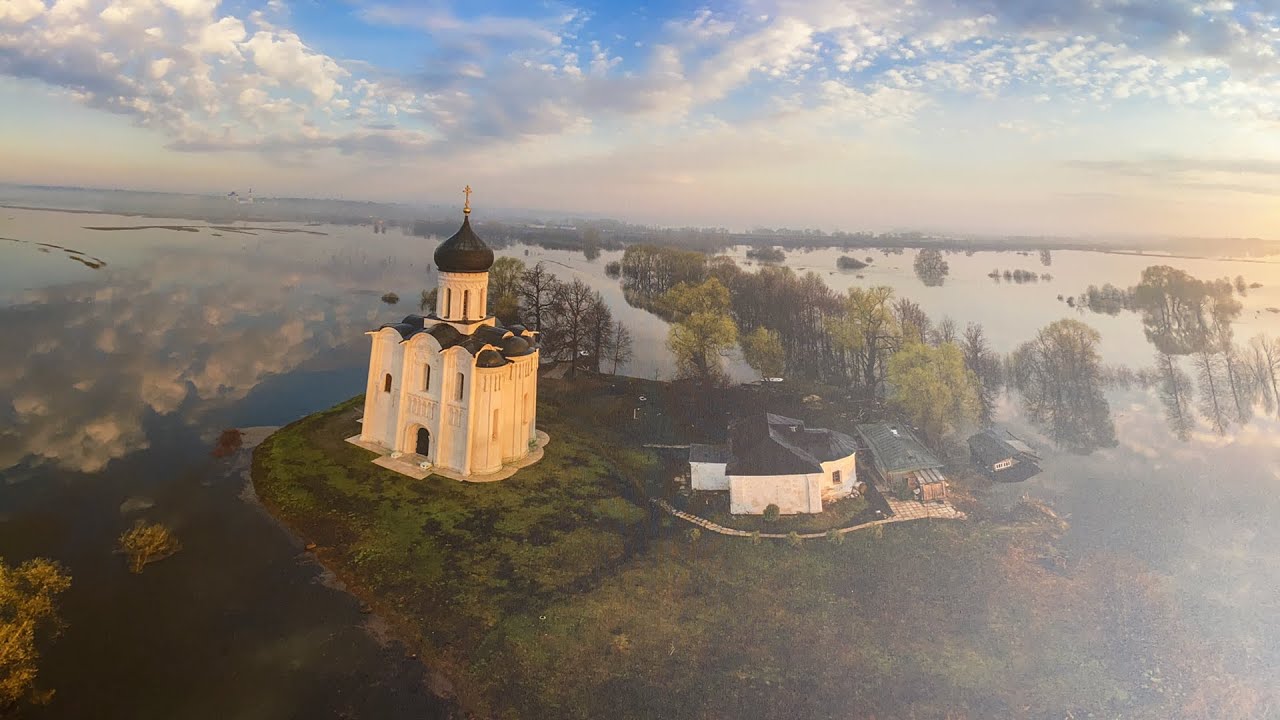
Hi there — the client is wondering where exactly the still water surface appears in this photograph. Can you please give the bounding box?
[1,206,1277,715]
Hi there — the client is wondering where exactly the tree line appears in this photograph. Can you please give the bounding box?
[621,245,1118,450]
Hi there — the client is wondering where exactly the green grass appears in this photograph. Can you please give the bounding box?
[253,378,1235,720]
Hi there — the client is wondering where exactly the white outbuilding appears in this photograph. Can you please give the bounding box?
[689,413,859,515]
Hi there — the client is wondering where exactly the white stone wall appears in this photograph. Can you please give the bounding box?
[690,461,729,491]
[818,452,858,504]
[728,473,823,515]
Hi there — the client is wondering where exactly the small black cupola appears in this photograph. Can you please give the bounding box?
[433,184,494,273]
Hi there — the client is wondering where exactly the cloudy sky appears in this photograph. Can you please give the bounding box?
[2,0,1280,236]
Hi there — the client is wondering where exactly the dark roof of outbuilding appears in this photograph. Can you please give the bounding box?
[967,428,1018,465]
[723,413,857,476]
[855,423,943,476]
[689,443,728,463]
[433,215,494,273]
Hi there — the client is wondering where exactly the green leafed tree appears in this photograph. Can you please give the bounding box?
[663,278,738,386]
[487,256,526,324]
[886,342,981,443]
[741,326,785,379]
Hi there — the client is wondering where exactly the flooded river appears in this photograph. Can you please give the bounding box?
[1,204,1278,715]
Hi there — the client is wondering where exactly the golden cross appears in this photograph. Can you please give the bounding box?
[463,184,472,214]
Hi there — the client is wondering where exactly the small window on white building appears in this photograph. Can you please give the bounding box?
[444,288,452,316]
[422,364,431,391]
[832,470,842,485]
[383,373,392,393]
[462,290,470,319]
[492,409,500,440]
[456,372,464,401]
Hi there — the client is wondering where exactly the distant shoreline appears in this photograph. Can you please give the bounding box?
[5,201,1279,262]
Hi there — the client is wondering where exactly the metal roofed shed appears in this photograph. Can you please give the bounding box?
[855,422,948,502]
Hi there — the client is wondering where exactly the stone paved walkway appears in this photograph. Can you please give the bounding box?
[652,496,964,540]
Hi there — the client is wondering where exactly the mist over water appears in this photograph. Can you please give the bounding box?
[1,203,1278,714]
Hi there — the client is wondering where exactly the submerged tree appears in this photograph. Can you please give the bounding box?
[741,327,785,379]
[1192,349,1233,435]
[913,248,949,287]
[1249,334,1280,414]
[0,557,70,711]
[1132,265,1240,356]
[1154,353,1196,440]
[118,520,182,574]
[887,342,981,443]
[1011,319,1117,452]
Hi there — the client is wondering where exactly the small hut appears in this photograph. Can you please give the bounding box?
[967,428,1042,482]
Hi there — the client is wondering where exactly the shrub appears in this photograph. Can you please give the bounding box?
[211,428,243,457]
[750,531,762,545]
[763,504,781,523]
[381,292,400,304]
[118,521,182,574]
[826,529,844,545]
[786,531,803,548]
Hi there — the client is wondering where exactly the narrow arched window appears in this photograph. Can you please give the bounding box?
[462,290,470,319]
[456,372,464,401]
[444,288,452,316]
[384,373,392,393]
[422,364,431,391]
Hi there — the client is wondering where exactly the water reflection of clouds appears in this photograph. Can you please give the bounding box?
[0,247,396,474]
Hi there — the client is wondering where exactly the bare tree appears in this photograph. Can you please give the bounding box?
[893,298,931,346]
[518,262,560,332]
[1250,334,1280,415]
[606,320,634,375]
[1192,349,1232,435]
[1155,352,1196,440]
[544,278,598,377]
[960,322,1001,425]
[583,295,615,374]
[930,316,958,346]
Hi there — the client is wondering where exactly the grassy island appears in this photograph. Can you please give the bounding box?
[253,377,1247,720]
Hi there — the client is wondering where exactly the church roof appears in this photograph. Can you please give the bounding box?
[377,318,540,362]
[433,215,494,273]
[723,413,858,476]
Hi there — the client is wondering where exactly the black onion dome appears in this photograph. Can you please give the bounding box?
[500,335,532,357]
[433,215,494,273]
[476,349,508,368]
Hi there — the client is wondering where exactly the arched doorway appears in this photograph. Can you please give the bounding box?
[415,427,431,456]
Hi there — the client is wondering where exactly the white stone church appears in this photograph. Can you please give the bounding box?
[352,190,543,480]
